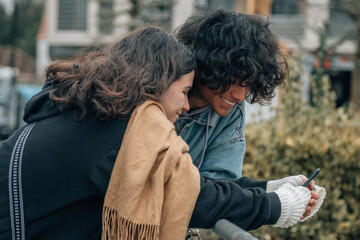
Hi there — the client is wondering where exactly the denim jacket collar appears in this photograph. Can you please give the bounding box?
[175,102,246,179]
[179,105,218,127]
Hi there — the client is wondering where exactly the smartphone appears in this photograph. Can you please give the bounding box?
[303,168,320,187]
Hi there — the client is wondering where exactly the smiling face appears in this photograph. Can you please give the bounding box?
[190,82,250,117]
[159,71,194,123]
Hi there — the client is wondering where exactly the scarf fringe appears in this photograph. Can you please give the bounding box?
[102,206,160,240]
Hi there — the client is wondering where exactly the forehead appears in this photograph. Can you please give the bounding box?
[231,76,247,83]
[173,71,194,87]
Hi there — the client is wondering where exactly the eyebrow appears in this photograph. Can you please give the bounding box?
[184,86,192,90]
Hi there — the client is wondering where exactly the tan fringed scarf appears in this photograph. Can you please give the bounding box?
[102,100,200,240]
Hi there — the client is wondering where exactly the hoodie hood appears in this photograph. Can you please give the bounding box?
[23,76,62,123]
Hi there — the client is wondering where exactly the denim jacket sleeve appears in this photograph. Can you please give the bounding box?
[175,102,246,180]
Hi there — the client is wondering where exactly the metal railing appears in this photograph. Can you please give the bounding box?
[212,219,259,240]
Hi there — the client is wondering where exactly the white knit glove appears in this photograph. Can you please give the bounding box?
[300,184,326,222]
[267,175,304,193]
[272,184,311,228]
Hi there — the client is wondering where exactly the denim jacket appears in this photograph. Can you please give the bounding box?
[175,102,246,179]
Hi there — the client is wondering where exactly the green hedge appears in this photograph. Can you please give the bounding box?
[244,55,360,240]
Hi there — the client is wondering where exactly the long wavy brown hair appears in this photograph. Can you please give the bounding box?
[46,26,195,121]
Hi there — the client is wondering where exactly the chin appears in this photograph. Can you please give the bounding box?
[169,117,177,123]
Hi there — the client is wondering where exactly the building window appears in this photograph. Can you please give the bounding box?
[271,0,302,15]
[195,0,235,10]
[269,0,305,40]
[330,71,351,107]
[328,0,355,38]
[58,0,87,30]
[99,0,115,34]
[208,0,235,10]
[130,0,173,31]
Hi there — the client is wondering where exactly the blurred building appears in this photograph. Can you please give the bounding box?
[0,47,37,83]
[36,0,130,80]
[36,0,358,118]
[238,0,356,115]
[0,65,42,139]
[36,0,195,80]
[0,34,41,139]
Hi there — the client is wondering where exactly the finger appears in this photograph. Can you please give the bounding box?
[304,206,311,217]
[310,180,316,189]
[306,180,316,190]
[309,199,316,207]
[311,191,320,200]
[300,175,307,184]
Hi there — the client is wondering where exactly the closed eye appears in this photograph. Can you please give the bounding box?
[184,86,192,95]
[230,77,247,87]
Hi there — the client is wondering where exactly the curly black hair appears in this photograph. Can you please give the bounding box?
[175,7,287,104]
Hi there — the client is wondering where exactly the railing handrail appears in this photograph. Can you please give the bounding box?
[212,219,259,240]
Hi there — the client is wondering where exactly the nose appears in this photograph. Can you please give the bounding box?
[183,96,190,112]
[229,85,249,102]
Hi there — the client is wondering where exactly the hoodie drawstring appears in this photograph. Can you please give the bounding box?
[197,108,212,169]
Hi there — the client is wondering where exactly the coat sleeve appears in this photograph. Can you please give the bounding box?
[189,176,281,230]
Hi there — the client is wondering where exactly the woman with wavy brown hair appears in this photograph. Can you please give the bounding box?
[0,26,200,240]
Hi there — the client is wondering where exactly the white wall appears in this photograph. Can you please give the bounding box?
[36,39,50,80]
[0,0,13,14]
[171,0,194,31]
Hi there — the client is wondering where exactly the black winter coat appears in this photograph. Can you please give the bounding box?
[0,78,280,240]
